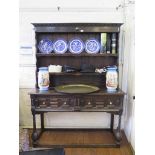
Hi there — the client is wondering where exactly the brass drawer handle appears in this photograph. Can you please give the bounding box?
[109,101,113,105]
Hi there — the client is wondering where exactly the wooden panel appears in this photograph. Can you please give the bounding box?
[37,130,115,145]
[36,32,101,53]
[36,55,117,88]
[29,89,125,96]
[37,56,118,68]
[34,24,120,88]
[32,97,76,111]
[28,129,133,155]
[33,23,122,33]
[80,96,122,111]
[31,94,123,112]
[36,32,119,54]
[36,53,118,57]
[50,75,106,88]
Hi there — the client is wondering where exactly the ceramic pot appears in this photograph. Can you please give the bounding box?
[38,67,49,91]
[106,66,118,92]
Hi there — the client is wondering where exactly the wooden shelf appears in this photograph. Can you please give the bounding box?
[36,53,118,57]
[49,72,106,76]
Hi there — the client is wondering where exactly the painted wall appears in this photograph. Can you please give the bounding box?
[19,0,135,149]
[122,1,135,150]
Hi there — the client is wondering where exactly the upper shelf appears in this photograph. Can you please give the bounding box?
[49,72,106,76]
[36,53,118,57]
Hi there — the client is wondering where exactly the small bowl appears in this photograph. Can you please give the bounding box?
[48,65,62,73]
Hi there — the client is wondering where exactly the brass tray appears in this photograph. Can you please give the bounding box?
[55,84,100,94]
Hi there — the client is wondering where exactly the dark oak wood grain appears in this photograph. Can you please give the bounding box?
[28,129,133,155]
[36,53,118,58]
[29,23,125,147]
[32,23,123,33]
[34,24,120,88]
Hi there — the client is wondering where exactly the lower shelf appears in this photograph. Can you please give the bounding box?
[31,129,121,148]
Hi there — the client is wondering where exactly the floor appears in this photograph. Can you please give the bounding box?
[28,129,134,155]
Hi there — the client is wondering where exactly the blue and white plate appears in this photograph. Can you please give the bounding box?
[38,39,53,53]
[85,39,100,54]
[53,39,68,54]
[69,39,84,54]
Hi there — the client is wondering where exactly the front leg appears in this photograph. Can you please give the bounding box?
[40,113,44,131]
[31,112,43,143]
[113,114,122,146]
[32,112,39,141]
[110,114,114,132]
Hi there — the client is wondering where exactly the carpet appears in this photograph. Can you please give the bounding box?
[19,128,30,152]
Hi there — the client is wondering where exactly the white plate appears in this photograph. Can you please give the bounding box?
[38,39,53,53]
[53,39,68,54]
[69,39,84,54]
[85,39,100,54]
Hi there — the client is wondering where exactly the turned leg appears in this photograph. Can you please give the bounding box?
[32,112,38,141]
[110,114,114,132]
[40,113,44,130]
[113,114,122,146]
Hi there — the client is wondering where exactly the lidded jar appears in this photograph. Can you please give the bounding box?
[38,67,49,91]
[106,66,118,92]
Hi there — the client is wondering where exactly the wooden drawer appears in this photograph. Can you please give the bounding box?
[33,97,76,110]
[31,95,123,112]
[80,96,123,111]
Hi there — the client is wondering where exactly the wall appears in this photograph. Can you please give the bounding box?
[19,0,135,149]
[122,1,135,150]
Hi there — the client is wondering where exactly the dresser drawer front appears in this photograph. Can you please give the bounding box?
[33,97,75,110]
[103,96,122,109]
[80,96,123,110]
[32,95,123,111]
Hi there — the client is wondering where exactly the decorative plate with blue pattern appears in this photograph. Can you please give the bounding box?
[85,39,100,54]
[69,38,84,54]
[38,39,53,53]
[53,39,68,54]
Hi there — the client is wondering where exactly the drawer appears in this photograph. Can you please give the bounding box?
[104,96,122,109]
[33,97,75,110]
[31,95,123,111]
[80,96,123,110]
[80,97,95,109]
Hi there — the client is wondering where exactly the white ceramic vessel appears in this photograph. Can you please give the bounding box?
[38,67,49,91]
[106,66,118,92]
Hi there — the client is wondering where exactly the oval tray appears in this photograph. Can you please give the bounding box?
[54,84,100,94]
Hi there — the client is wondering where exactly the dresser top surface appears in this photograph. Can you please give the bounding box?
[29,88,125,96]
